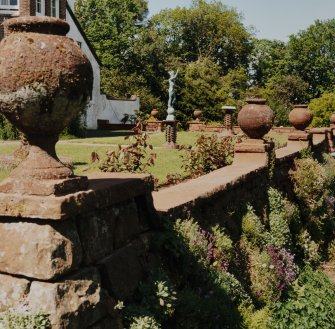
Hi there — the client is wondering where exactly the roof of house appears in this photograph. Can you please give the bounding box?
[66,2,102,66]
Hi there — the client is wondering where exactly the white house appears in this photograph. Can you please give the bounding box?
[66,1,139,129]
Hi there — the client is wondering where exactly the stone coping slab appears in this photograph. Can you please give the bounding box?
[153,153,267,213]
[0,172,152,220]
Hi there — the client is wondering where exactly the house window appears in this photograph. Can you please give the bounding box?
[0,0,19,12]
[50,0,59,18]
[36,0,45,15]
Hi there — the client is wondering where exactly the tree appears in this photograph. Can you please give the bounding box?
[249,39,287,87]
[263,74,309,126]
[309,93,335,127]
[176,57,225,123]
[286,19,335,99]
[75,0,148,70]
[148,0,253,74]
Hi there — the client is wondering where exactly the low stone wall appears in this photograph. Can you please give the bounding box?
[0,130,332,328]
[153,132,329,238]
[0,173,157,329]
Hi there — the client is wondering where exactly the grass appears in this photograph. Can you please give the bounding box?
[0,131,288,186]
[64,131,212,147]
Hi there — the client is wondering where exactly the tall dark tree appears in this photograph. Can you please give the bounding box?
[75,0,148,70]
[286,19,335,99]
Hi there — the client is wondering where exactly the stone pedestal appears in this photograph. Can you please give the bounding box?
[188,120,205,132]
[288,130,312,149]
[163,120,178,148]
[326,128,335,152]
[233,139,274,165]
[0,173,157,329]
[146,120,163,133]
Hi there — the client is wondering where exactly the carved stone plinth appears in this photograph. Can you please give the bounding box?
[146,120,163,133]
[288,131,312,149]
[233,139,274,166]
[188,120,205,132]
[163,120,178,148]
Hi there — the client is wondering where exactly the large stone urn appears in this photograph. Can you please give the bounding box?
[288,104,313,144]
[0,16,93,196]
[289,104,313,131]
[237,98,274,139]
[234,98,274,159]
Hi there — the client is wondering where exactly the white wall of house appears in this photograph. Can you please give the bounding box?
[66,1,139,129]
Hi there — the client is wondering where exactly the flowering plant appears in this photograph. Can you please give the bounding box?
[267,245,297,291]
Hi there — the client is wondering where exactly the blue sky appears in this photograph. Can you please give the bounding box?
[147,0,335,41]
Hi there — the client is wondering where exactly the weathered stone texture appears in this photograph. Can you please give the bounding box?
[99,239,147,301]
[0,274,30,311]
[113,200,141,248]
[27,268,107,329]
[0,220,82,280]
[77,208,116,265]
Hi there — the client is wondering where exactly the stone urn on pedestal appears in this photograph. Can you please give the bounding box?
[234,98,274,163]
[150,109,159,120]
[0,16,93,196]
[193,109,202,121]
[288,104,313,147]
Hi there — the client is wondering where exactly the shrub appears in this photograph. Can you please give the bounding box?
[129,316,161,329]
[0,114,19,140]
[297,230,321,266]
[182,134,238,177]
[268,188,298,248]
[0,311,51,329]
[290,158,327,213]
[241,205,270,248]
[309,92,335,127]
[99,124,156,173]
[270,267,335,329]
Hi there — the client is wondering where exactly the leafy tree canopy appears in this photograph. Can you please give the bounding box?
[286,19,335,99]
[75,0,148,69]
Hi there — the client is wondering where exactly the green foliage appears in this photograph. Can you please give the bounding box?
[182,134,237,177]
[270,267,335,329]
[0,114,19,140]
[297,230,321,266]
[310,92,335,127]
[177,57,226,123]
[125,270,177,327]
[99,126,156,173]
[129,316,161,329]
[268,188,297,248]
[286,19,335,99]
[75,0,148,70]
[249,39,287,88]
[150,0,252,74]
[241,205,270,248]
[0,311,51,329]
[263,75,309,126]
[290,158,327,213]
[240,303,272,329]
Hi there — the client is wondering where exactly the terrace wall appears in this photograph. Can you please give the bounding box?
[0,130,331,328]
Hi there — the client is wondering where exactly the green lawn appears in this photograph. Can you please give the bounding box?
[0,131,288,186]
[64,131,211,147]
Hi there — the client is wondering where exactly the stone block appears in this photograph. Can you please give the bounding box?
[0,220,82,280]
[0,274,30,311]
[77,208,116,265]
[27,267,107,329]
[113,200,141,248]
[99,240,146,301]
